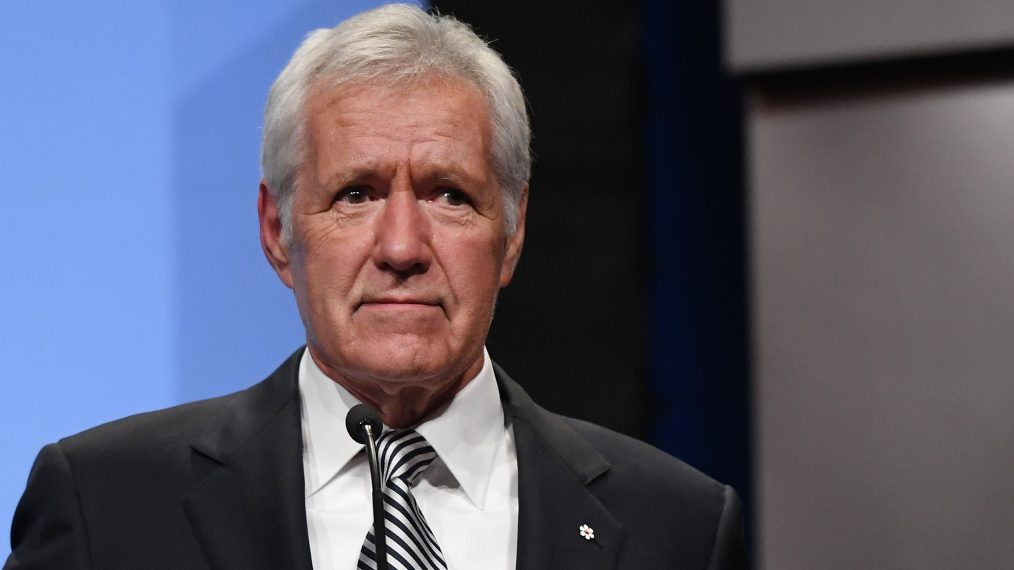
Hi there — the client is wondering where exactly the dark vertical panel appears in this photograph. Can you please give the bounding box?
[431,6,752,548]
[643,0,751,536]
[430,1,648,437]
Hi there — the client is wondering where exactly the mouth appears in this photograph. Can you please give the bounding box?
[357,296,443,311]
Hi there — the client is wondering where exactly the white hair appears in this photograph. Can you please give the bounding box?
[261,3,531,242]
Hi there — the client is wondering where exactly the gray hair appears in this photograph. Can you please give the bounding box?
[261,3,531,242]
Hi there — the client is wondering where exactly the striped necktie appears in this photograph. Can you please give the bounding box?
[358,430,448,570]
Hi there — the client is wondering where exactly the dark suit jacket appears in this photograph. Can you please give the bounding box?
[6,349,748,569]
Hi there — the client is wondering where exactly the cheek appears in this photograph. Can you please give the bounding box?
[294,238,365,313]
[307,254,356,296]
[444,234,507,304]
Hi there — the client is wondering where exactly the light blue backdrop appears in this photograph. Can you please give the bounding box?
[1,0,409,544]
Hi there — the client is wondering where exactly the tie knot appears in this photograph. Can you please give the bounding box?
[376,430,437,485]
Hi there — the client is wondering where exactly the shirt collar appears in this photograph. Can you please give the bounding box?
[299,349,364,499]
[299,347,506,509]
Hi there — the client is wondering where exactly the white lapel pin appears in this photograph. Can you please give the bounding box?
[579,524,595,540]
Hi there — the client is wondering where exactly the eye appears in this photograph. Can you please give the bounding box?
[335,186,372,204]
[433,188,471,207]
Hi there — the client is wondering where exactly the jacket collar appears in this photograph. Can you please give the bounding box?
[180,350,624,570]
[495,362,626,569]
[184,348,313,570]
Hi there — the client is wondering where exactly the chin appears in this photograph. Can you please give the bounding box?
[350,340,458,384]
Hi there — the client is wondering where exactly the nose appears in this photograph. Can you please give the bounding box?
[372,188,433,275]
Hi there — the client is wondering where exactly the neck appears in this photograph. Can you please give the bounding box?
[342,375,472,428]
[309,350,484,428]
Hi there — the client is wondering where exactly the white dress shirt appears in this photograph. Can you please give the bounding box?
[299,348,518,570]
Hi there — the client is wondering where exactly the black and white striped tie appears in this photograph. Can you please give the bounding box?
[358,430,448,570]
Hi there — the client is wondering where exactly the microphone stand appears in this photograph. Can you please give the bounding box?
[362,422,389,570]
[346,404,388,570]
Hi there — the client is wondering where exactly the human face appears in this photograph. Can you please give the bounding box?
[259,77,526,408]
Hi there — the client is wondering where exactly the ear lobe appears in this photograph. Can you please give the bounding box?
[499,185,528,287]
[258,181,294,288]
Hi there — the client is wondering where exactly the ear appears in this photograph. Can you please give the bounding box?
[499,185,528,287]
[258,181,294,288]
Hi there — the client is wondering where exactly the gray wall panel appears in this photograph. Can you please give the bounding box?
[750,80,1014,568]
[727,0,1014,72]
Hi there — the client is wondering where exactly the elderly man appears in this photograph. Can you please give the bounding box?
[7,5,747,570]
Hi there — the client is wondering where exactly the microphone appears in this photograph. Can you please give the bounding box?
[346,404,388,570]
[345,403,383,445]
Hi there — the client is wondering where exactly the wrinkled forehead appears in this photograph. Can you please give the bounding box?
[301,74,494,160]
[298,75,496,187]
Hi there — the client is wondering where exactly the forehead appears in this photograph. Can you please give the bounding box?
[299,76,496,192]
[304,76,491,148]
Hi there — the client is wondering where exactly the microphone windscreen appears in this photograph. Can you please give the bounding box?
[346,403,383,444]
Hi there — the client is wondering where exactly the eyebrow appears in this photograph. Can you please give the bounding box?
[428,153,496,185]
[431,166,483,187]
[321,163,487,191]
[320,166,382,191]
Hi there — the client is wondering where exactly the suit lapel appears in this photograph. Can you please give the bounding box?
[183,350,313,570]
[177,353,625,569]
[496,364,626,570]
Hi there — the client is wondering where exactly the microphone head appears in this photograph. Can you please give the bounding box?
[346,403,383,445]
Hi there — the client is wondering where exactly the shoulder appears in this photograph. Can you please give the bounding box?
[555,414,748,568]
[57,388,241,462]
[506,395,748,568]
[52,347,302,481]
[495,363,727,509]
[7,395,244,565]
[39,386,249,505]
[7,351,304,568]
[560,414,729,516]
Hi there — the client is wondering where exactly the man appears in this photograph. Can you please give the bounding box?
[7,4,747,569]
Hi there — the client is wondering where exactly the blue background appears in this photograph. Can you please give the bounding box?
[1,0,401,539]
